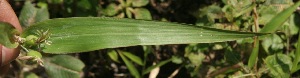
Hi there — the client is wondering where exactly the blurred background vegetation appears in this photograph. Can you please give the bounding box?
[4,0,300,78]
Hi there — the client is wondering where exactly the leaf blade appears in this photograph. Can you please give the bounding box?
[119,51,141,78]
[108,50,120,63]
[44,55,85,78]
[132,0,149,7]
[265,54,292,78]
[260,1,300,33]
[292,31,300,73]
[21,17,267,54]
[142,58,172,75]
[248,39,259,69]
[122,51,143,66]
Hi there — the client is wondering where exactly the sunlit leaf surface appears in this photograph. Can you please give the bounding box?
[21,17,266,54]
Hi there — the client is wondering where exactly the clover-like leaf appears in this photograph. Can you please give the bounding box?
[132,0,149,7]
[133,8,152,20]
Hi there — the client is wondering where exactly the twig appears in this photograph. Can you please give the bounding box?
[252,0,259,33]
[149,62,160,78]
[207,63,241,77]
[252,0,259,73]
[20,45,29,52]
[233,73,256,78]
[168,65,183,78]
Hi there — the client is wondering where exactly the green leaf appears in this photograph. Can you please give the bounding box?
[119,51,141,78]
[77,0,92,10]
[265,54,292,78]
[35,4,49,23]
[288,14,300,35]
[262,34,284,54]
[19,1,49,27]
[121,51,143,66]
[24,72,39,78]
[171,56,183,64]
[296,64,300,72]
[108,50,120,63]
[248,39,259,69]
[233,4,256,17]
[48,0,64,4]
[103,3,120,16]
[126,7,133,18]
[132,0,149,7]
[291,31,300,73]
[44,55,85,78]
[258,5,277,25]
[188,52,205,66]
[21,17,267,54]
[19,1,37,27]
[142,58,172,75]
[0,22,19,48]
[265,0,292,4]
[260,1,300,33]
[133,8,152,20]
[126,0,133,6]
[198,4,222,18]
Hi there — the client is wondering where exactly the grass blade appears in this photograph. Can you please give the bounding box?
[118,51,141,78]
[292,31,300,73]
[142,58,172,75]
[21,17,267,54]
[260,1,300,33]
[122,51,144,66]
[248,38,259,69]
[107,50,120,63]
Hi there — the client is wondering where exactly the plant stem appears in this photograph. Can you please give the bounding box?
[207,63,241,77]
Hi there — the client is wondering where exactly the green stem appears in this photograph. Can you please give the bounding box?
[291,31,300,73]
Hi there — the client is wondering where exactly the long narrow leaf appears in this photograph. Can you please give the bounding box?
[107,50,120,63]
[260,1,300,33]
[122,51,144,66]
[292,31,300,73]
[118,51,141,78]
[142,58,172,75]
[248,38,259,69]
[21,17,267,54]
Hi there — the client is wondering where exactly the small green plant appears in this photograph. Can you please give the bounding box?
[103,0,151,20]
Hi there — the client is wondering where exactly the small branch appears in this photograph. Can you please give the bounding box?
[149,62,160,78]
[20,45,29,52]
[168,65,183,78]
[207,63,241,78]
[233,73,256,78]
[252,0,259,73]
[252,0,259,33]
